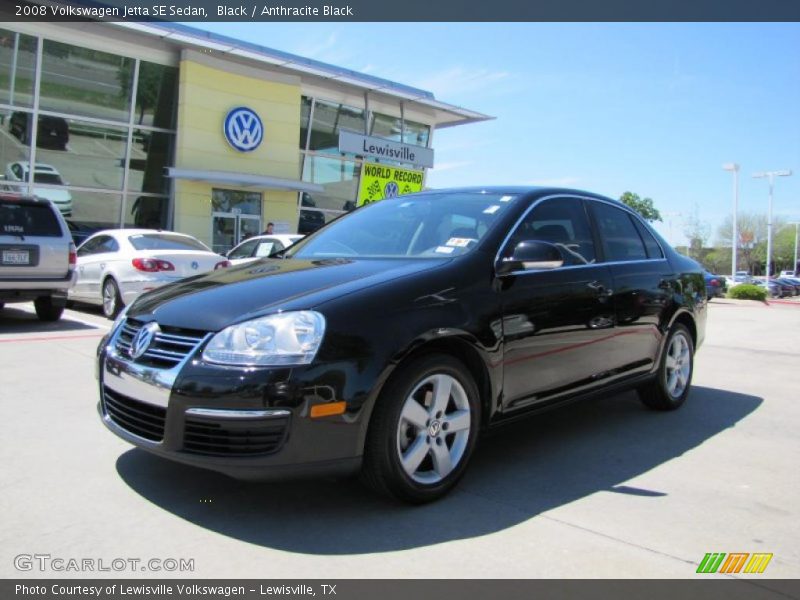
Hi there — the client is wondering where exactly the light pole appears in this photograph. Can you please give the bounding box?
[753,170,792,280]
[723,163,739,277]
[790,221,800,276]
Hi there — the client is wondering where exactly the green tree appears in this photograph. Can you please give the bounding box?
[715,212,787,275]
[683,202,710,261]
[118,61,162,124]
[619,191,662,222]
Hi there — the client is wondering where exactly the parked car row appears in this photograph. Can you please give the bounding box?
[703,271,727,298]
[756,277,800,298]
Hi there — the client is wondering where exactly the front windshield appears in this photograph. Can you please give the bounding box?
[287,192,518,259]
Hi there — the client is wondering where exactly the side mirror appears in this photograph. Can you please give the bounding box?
[497,240,564,276]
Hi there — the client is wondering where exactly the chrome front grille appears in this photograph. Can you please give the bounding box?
[115,318,206,369]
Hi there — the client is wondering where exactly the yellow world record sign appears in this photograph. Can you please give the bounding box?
[357,162,425,206]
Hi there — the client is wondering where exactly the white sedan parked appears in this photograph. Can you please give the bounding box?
[226,234,304,265]
[69,229,229,318]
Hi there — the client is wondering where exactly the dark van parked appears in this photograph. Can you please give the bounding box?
[9,112,69,150]
[97,188,706,502]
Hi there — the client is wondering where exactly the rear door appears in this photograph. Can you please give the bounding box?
[588,201,674,378]
[499,196,617,410]
[0,199,68,279]
[77,235,120,301]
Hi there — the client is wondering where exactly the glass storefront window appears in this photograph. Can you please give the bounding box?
[40,40,133,124]
[371,113,430,148]
[301,156,359,212]
[67,190,123,228]
[308,99,365,153]
[370,113,402,143]
[127,129,173,194]
[124,194,169,229]
[0,29,37,108]
[212,189,262,216]
[0,108,31,184]
[34,117,127,190]
[299,95,312,149]
[403,120,430,147]
[134,61,177,129]
[298,204,345,235]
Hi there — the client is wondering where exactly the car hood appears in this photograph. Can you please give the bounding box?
[128,257,448,331]
[33,187,71,203]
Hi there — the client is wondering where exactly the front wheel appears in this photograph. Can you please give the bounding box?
[361,354,481,503]
[639,323,694,411]
[102,278,122,319]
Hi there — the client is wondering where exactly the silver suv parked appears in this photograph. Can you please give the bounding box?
[0,193,76,321]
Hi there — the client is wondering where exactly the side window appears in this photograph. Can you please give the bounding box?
[505,197,596,266]
[96,236,119,253]
[632,218,664,259]
[591,203,648,262]
[77,237,101,257]
[254,241,277,257]
[228,239,258,259]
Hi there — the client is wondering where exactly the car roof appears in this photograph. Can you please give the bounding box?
[412,186,614,201]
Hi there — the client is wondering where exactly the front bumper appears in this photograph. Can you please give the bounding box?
[97,319,365,480]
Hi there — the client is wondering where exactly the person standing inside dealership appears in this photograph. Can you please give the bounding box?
[262,222,274,235]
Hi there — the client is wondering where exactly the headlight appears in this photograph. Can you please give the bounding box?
[203,311,326,366]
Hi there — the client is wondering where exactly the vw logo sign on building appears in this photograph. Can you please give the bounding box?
[224,107,263,152]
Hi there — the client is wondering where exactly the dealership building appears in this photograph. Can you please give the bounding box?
[0,21,490,252]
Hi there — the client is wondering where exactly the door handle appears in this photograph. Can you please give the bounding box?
[587,281,613,297]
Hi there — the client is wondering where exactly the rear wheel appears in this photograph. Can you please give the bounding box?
[639,323,694,411]
[102,278,122,319]
[361,354,481,503]
[34,297,64,322]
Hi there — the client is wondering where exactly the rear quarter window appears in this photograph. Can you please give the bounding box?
[0,202,63,237]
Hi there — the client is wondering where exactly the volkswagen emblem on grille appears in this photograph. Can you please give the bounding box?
[129,322,160,359]
[191,261,199,270]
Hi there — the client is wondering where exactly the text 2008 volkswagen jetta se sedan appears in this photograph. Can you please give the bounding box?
[98,188,706,503]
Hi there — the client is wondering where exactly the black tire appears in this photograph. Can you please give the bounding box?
[102,278,123,319]
[361,353,481,503]
[638,323,694,411]
[34,297,64,322]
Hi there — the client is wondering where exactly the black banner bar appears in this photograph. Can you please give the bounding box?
[2,0,800,22]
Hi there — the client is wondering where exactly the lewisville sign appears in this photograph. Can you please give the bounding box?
[338,130,434,168]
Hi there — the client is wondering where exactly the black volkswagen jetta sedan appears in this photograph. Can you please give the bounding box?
[97,188,706,503]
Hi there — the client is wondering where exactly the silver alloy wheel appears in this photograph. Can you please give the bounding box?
[665,332,692,398]
[396,373,471,484]
[102,281,117,317]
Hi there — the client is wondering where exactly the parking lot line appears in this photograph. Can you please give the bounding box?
[0,332,105,343]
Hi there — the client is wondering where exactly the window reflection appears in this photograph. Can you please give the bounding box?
[0,107,30,184]
[35,117,127,190]
[134,61,177,129]
[124,195,169,229]
[40,40,133,123]
[301,156,359,212]
[308,99,365,153]
[128,129,173,194]
[66,190,122,228]
[0,29,37,108]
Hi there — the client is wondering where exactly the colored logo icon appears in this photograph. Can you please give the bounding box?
[224,107,263,152]
[383,181,399,198]
[696,552,773,574]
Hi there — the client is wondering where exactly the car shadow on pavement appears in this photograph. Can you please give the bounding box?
[115,386,761,554]
[0,305,99,333]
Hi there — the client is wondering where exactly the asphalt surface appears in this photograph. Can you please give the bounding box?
[0,299,798,580]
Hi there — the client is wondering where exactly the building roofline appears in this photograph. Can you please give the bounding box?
[108,21,493,128]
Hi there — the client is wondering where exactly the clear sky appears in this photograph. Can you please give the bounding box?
[193,22,800,246]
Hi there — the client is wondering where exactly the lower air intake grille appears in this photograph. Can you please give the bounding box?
[103,387,166,442]
[183,414,289,456]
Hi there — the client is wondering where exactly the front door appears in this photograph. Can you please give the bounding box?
[499,196,617,410]
[211,189,262,254]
